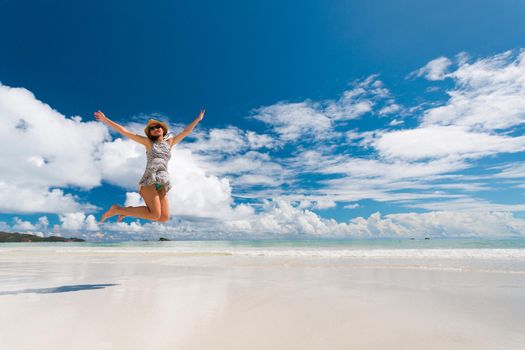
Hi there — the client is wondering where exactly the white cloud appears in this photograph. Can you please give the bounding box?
[388,119,404,126]
[36,216,49,231]
[8,197,525,239]
[0,83,274,221]
[379,103,401,116]
[0,182,98,214]
[0,84,109,188]
[344,203,360,209]
[12,217,36,231]
[402,197,525,213]
[491,162,525,178]
[373,125,525,161]
[114,199,525,238]
[97,137,146,190]
[250,101,333,142]
[249,75,392,142]
[410,56,452,80]
[313,49,525,211]
[59,212,99,231]
[0,83,109,213]
[313,199,337,209]
[421,50,525,130]
[100,146,257,223]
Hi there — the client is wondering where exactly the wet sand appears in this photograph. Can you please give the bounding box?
[0,250,524,349]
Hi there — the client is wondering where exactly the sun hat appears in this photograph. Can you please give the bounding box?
[144,119,169,136]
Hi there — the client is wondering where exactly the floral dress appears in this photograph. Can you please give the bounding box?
[138,138,172,192]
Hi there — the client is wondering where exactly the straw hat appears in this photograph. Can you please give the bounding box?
[144,119,169,136]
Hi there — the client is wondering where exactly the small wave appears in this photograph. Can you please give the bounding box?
[2,247,521,259]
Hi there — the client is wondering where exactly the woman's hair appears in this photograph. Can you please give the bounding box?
[146,125,167,141]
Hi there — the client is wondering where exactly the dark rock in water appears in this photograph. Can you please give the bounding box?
[159,237,170,241]
[0,231,85,242]
[424,237,430,240]
[409,238,415,240]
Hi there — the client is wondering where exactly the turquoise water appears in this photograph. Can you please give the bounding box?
[2,236,525,249]
[2,237,525,272]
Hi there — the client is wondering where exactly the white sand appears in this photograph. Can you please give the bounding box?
[0,249,524,349]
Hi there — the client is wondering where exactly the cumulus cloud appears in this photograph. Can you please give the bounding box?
[0,83,108,213]
[36,216,49,231]
[0,82,268,222]
[346,210,525,238]
[58,212,99,231]
[96,199,525,239]
[0,182,99,214]
[12,217,36,231]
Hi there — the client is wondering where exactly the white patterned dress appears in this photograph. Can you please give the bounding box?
[138,138,172,193]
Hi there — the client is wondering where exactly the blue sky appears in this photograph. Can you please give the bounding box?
[2,1,525,240]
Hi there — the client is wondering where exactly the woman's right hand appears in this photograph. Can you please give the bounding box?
[93,110,108,123]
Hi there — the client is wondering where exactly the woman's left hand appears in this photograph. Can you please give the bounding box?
[198,109,205,121]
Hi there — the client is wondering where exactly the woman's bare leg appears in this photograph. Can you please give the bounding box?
[118,186,169,222]
[99,204,120,223]
[99,185,162,223]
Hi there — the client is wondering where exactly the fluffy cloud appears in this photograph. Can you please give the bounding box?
[249,75,392,142]
[0,83,109,213]
[375,50,525,164]
[373,125,525,161]
[409,56,452,80]
[183,126,280,154]
[249,101,333,142]
[421,50,525,130]
[312,49,525,211]
[59,212,99,231]
[0,83,264,222]
[94,199,525,238]
[0,182,99,214]
[346,210,525,238]
[12,216,36,231]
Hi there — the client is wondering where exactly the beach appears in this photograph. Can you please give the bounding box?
[0,240,524,349]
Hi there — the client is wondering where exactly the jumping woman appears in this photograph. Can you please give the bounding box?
[94,109,205,223]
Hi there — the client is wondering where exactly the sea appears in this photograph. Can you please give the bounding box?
[1,237,525,273]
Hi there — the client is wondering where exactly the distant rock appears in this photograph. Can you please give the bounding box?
[159,237,170,241]
[0,231,85,243]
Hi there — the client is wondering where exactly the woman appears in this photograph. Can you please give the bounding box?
[94,109,205,223]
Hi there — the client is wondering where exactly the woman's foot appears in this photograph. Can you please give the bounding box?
[99,204,120,223]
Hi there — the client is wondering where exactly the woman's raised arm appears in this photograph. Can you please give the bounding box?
[94,110,149,147]
[169,109,205,147]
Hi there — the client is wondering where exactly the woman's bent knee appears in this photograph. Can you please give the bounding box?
[147,209,161,221]
[157,215,170,222]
